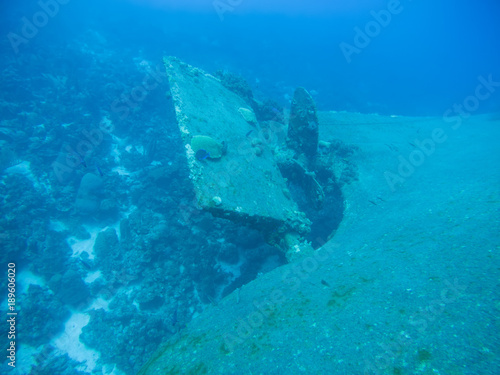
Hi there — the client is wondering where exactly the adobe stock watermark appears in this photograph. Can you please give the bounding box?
[51,117,115,183]
[51,62,167,183]
[110,62,168,120]
[363,278,466,375]
[384,74,500,192]
[340,0,407,63]
[7,0,71,54]
[213,0,243,22]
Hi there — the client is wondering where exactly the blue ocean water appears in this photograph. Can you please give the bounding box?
[1,0,499,374]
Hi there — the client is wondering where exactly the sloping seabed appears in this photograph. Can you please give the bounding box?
[139,112,500,375]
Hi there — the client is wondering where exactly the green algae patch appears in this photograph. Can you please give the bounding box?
[326,286,356,308]
[417,349,432,362]
[186,363,208,374]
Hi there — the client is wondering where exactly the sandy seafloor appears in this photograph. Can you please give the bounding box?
[2,106,498,374]
[139,112,500,375]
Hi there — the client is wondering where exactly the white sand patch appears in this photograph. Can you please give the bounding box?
[35,173,52,195]
[53,312,100,373]
[103,363,126,375]
[84,270,102,284]
[61,122,74,128]
[50,220,68,232]
[108,220,121,240]
[124,205,136,219]
[88,297,110,311]
[67,223,122,260]
[18,269,45,294]
[3,161,52,194]
[111,134,125,145]
[110,134,127,164]
[111,144,121,163]
[216,257,243,281]
[214,252,245,299]
[111,166,131,176]
[67,228,100,260]
[135,145,144,155]
[4,161,34,181]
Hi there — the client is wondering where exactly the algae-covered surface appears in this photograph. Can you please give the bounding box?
[139,112,499,374]
[164,57,307,236]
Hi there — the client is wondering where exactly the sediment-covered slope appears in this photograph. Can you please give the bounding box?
[139,112,500,375]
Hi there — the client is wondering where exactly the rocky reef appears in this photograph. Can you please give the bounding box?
[1,38,349,374]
